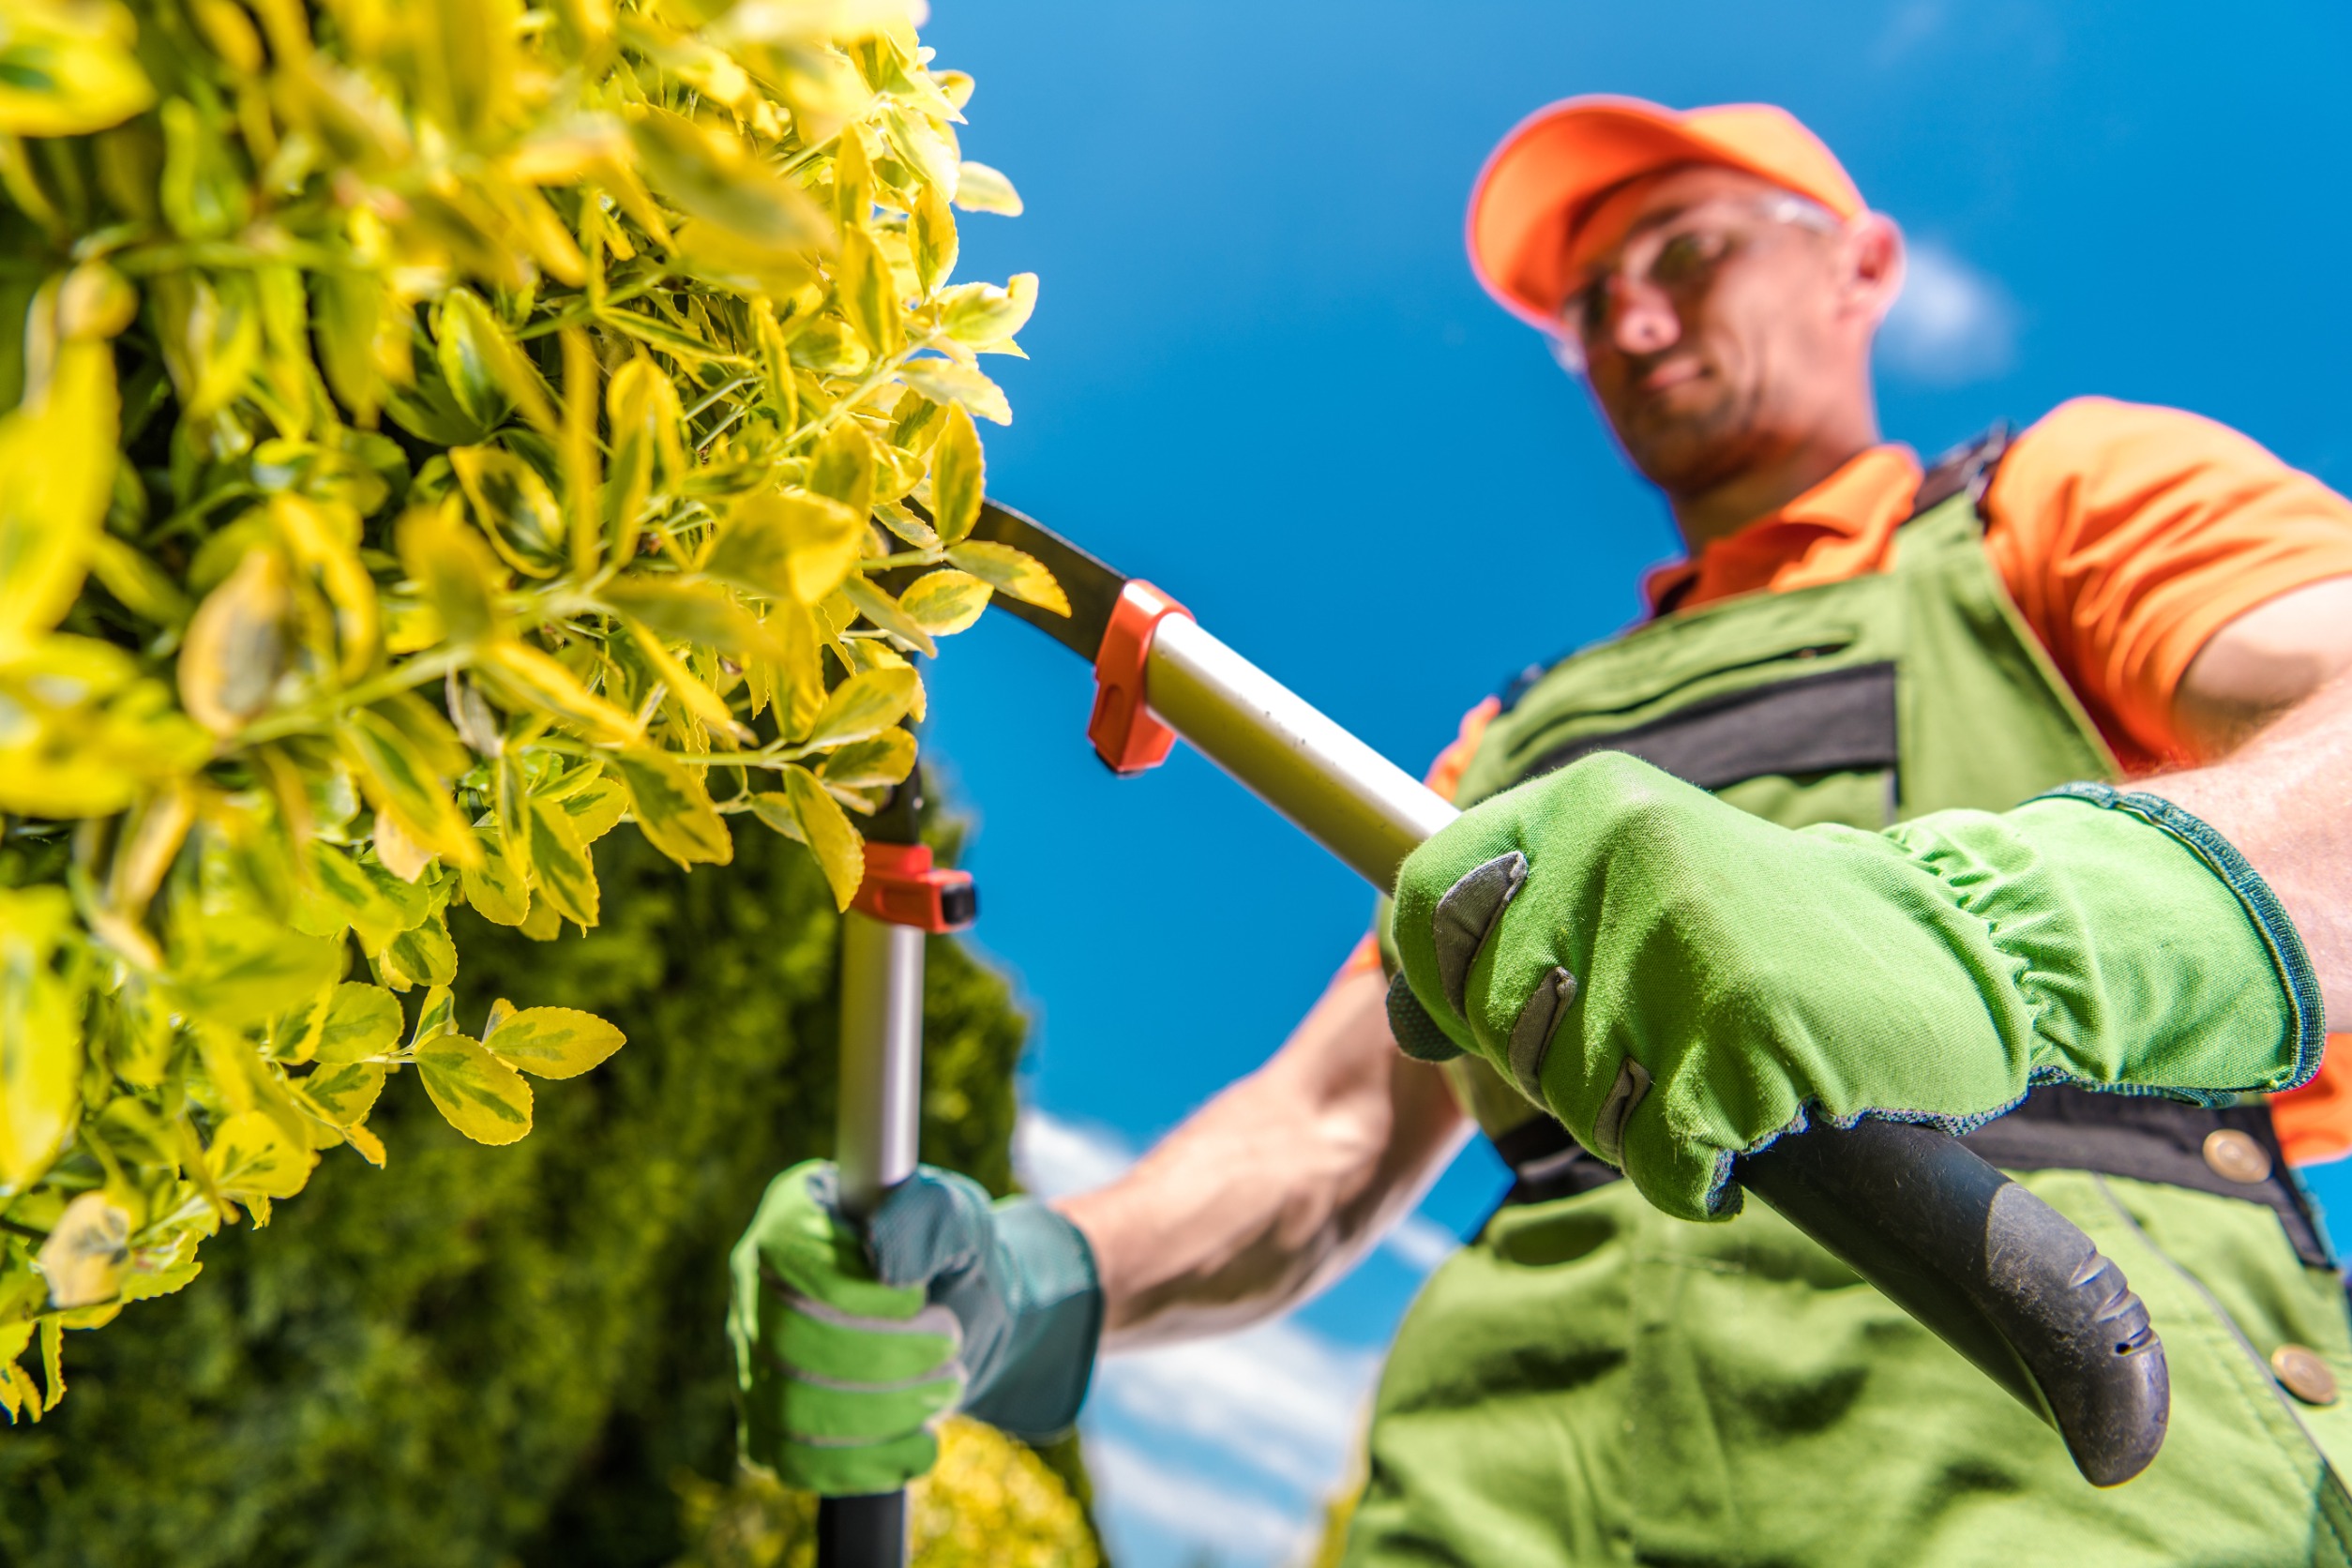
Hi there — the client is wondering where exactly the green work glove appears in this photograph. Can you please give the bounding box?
[727,1160,1102,1495]
[1387,756,2323,1225]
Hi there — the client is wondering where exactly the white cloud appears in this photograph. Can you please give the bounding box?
[1088,1438,1309,1561]
[1095,1318,1380,1494]
[1012,1107,1135,1199]
[1879,239,2019,386]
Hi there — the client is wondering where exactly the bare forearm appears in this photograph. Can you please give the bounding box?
[1055,968,1470,1350]
[2148,675,2352,1021]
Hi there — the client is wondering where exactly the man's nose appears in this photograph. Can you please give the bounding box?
[1606,277,1681,358]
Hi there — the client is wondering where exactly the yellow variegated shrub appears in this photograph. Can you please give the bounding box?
[0,0,1057,1418]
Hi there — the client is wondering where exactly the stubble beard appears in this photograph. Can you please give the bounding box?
[1612,372,1773,502]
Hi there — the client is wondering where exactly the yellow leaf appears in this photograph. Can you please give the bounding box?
[483,1004,626,1080]
[601,579,777,658]
[628,107,832,254]
[269,495,380,683]
[898,357,1009,425]
[839,575,937,656]
[945,539,1067,615]
[312,983,403,1065]
[818,727,915,790]
[911,179,956,296]
[803,665,915,748]
[370,807,432,882]
[344,1123,387,1167]
[897,568,990,636]
[414,1033,534,1145]
[0,0,155,137]
[299,1060,386,1128]
[460,837,532,926]
[204,1108,318,1203]
[451,445,566,579]
[620,618,749,742]
[0,339,116,652]
[952,159,1022,216]
[837,225,904,357]
[479,639,641,745]
[338,707,482,867]
[938,271,1037,348]
[395,502,506,645]
[607,750,733,867]
[177,546,291,735]
[37,1192,129,1309]
[927,401,982,545]
[782,762,862,910]
[807,417,876,533]
[704,488,865,605]
[527,798,599,927]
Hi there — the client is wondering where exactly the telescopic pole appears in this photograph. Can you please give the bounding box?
[816,743,978,1568]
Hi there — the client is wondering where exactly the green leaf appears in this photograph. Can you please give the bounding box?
[807,418,876,530]
[600,579,776,657]
[802,666,915,748]
[176,547,291,735]
[482,1006,626,1080]
[927,402,983,545]
[782,763,862,910]
[528,799,600,927]
[312,983,403,1065]
[607,752,733,867]
[946,539,1068,615]
[897,568,990,636]
[552,772,631,845]
[479,639,641,745]
[415,1034,534,1145]
[952,160,1022,216]
[898,358,1010,425]
[818,728,916,790]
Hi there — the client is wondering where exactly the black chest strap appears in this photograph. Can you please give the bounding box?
[1490,1088,2331,1269]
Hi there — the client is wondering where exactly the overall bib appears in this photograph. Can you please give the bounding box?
[1346,436,2352,1568]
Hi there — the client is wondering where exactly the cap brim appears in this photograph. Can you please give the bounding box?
[1466,97,1856,330]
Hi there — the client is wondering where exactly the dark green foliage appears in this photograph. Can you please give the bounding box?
[0,818,1034,1567]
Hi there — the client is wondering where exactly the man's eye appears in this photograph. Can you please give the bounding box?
[1652,231,1728,285]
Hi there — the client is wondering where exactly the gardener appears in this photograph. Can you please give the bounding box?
[732,98,2352,1562]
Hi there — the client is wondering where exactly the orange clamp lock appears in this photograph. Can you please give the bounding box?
[850,841,977,933]
[1087,580,1192,775]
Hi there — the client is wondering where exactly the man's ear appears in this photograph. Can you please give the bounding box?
[1845,212,1906,324]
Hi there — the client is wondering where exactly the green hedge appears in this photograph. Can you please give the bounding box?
[0,816,1076,1566]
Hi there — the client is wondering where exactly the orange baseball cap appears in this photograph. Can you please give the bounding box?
[1466,97,1866,331]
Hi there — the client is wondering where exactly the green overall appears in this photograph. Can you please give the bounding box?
[1346,457,2352,1567]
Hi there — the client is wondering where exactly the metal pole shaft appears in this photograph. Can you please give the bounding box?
[835,912,927,1220]
[1144,613,1459,893]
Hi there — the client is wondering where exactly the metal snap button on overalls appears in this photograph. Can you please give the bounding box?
[2203,1128,2273,1184]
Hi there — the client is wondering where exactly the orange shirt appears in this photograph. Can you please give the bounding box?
[1640,398,2352,773]
[1367,399,2352,1163]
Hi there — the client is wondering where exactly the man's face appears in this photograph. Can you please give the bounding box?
[1565,166,1874,495]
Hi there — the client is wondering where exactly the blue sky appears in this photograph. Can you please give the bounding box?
[911,2,2352,1561]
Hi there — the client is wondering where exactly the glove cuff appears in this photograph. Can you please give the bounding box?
[960,1198,1103,1440]
[2036,782,2326,1095]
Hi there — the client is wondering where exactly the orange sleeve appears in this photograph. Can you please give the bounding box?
[1983,397,2352,771]
[1336,697,1503,979]
[2269,1035,2352,1168]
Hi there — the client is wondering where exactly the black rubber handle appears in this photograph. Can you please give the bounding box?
[1737,1118,2169,1486]
[817,1491,906,1568]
